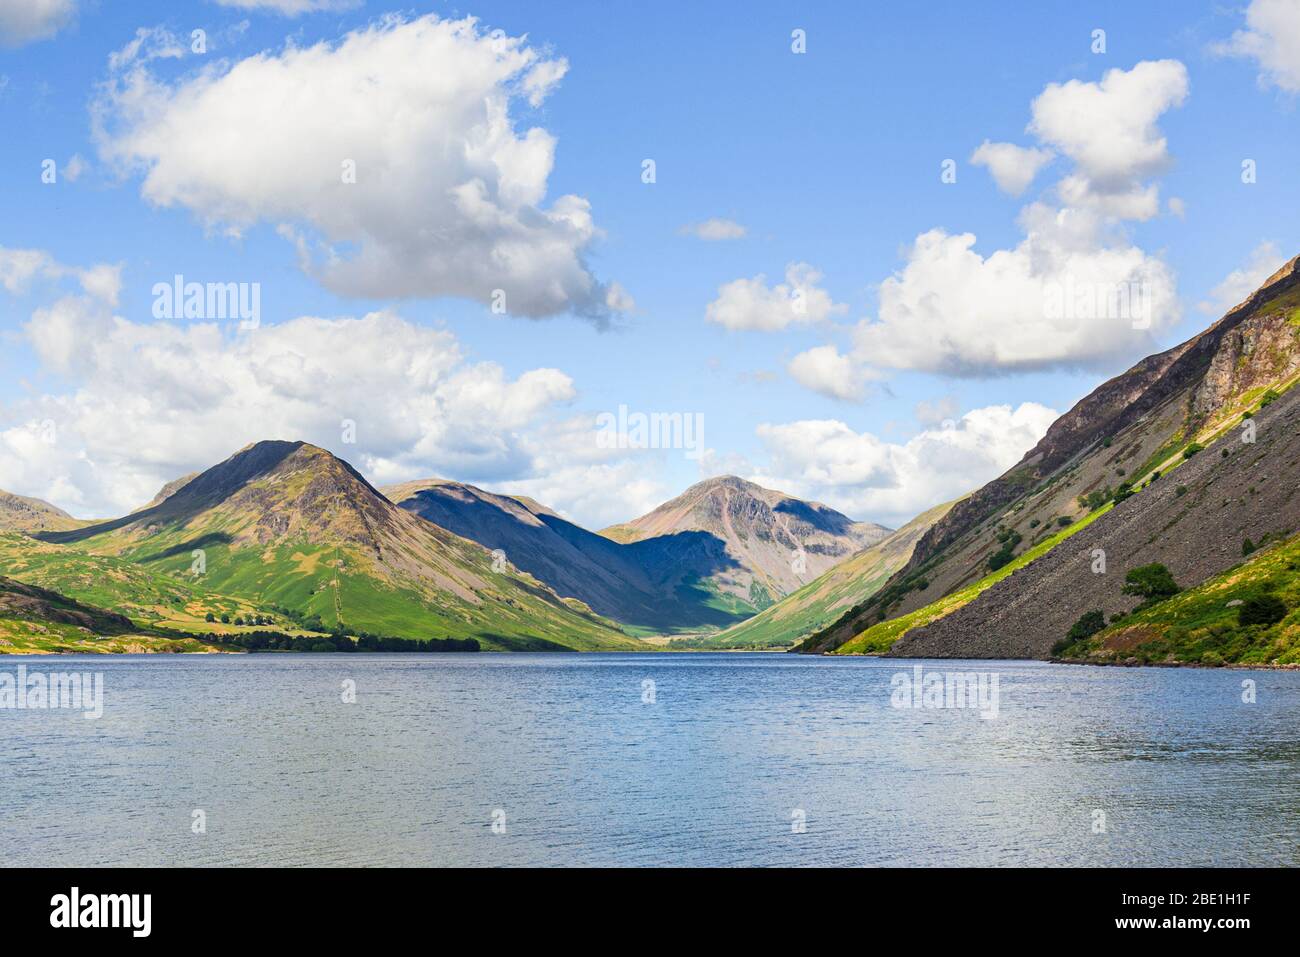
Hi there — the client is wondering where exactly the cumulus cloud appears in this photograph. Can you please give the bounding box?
[914,395,960,426]
[0,248,637,521]
[93,14,628,321]
[1214,0,1300,93]
[750,402,1058,527]
[970,140,1054,196]
[705,262,845,331]
[213,0,359,15]
[1029,59,1188,219]
[1197,241,1288,315]
[0,0,75,48]
[779,61,1186,386]
[680,218,747,241]
[787,345,873,401]
[849,206,1180,376]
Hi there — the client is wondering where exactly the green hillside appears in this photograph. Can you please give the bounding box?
[1055,534,1300,666]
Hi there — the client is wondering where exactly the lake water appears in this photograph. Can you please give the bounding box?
[1,653,1297,867]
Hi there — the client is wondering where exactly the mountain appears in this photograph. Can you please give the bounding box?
[601,476,891,617]
[804,253,1300,658]
[133,473,199,513]
[386,475,889,633]
[33,441,640,652]
[0,490,82,534]
[386,479,732,631]
[684,499,954,649]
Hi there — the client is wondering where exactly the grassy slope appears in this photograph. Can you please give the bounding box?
[103,532,640,652]
[681,501,954,650]
[834,504,1115,654]
[0,618,221,654]
[830,372,1300,657]
[0,532,283,632]
[1057,534,1300,666]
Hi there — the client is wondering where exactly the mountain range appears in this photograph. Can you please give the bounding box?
[0,445,892,651]
[3,256,1299,663]
[383,475,886,633]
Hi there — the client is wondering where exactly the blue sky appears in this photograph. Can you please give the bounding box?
[1,0,1297,529]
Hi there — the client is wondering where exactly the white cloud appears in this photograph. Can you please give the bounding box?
[970,140,1054,196]
[0,248,55,293]
[93,14,628,321]
[787,345,870,401]
[781,60,1186,385]
[1197,241,1288,315]
[1214,0,1300,93]
[914,396,959,426]
[1029,59,1188,218]
[680,218,747,241]
[849,206,1179,376]
[213,0,359,15]
[750,402,1058,527]
[0,0,75,48]
[0,249,627,521]
[705,262,845,331]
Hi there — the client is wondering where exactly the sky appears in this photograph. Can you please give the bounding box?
[0,0,1298,530]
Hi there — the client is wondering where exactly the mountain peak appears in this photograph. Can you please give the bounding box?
[0,489,80,534]
[39,439,391,548]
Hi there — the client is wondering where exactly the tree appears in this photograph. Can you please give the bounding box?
[1239,594,1287,627]
[1052,610,1107,656]
[205,612,215,623]
[1122,563,1181,607]
[1067,610,1106,642]
[1183,442,1204,459]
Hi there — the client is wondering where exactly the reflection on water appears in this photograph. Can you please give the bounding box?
[1,653,1296,866]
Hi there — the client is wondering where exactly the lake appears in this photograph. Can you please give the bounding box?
[1,653,1297,866]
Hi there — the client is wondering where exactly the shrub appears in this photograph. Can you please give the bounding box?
[1029,518,1040,528]
[1175,485,1188,497]
[1113,482,1136,504]
[1242,538,1256,556]
[1238,594,1287,627]
[204,612,215,623]
[1053,610,1107,656]
[987,531,1022,572]
[1122,563,1181,607]
[1057,516,1072,527]
[1260,389,1281,408]
[1183,442,1204,459]
[1067,610,1107,642]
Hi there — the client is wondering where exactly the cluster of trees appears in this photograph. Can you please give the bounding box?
[205,612,275,627]
[214,629,480,654]
[986,528,1022,572]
